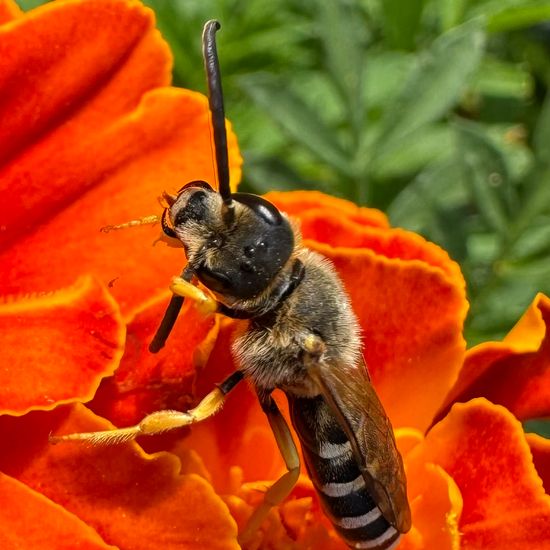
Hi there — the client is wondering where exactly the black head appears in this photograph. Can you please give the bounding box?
[165,185,294,301]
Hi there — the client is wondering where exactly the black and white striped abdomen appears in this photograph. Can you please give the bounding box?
[289,395,400,550]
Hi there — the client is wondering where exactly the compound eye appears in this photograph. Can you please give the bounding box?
[174,189,207,226]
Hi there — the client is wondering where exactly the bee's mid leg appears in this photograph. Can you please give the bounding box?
[238,393,300,545]
[50,371,243,446]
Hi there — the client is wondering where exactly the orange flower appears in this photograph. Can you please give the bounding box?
[1,1,550,550]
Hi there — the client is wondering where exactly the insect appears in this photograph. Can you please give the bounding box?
[54,20,411,549]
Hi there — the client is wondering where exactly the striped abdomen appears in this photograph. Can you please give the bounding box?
[289,395,400,550]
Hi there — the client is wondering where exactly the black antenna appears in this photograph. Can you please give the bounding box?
[202,20,234,217]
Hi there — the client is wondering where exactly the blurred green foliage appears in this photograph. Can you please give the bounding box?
[19,0,550,349]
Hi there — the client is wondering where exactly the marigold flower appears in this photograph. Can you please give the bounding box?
[1,1,549,549]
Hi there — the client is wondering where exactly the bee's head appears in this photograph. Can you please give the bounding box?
[163,181,294,301]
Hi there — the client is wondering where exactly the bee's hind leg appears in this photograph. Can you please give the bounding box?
[50,371,243,446]
[238,392,301,545]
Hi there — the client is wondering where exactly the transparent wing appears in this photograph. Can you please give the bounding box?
[310,357,412,533]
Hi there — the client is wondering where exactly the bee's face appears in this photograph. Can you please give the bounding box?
[168,182,295,301]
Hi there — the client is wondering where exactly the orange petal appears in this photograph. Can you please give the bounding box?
[395,427,424,458]
[439,293,550,422]
[400,462,462,550]
[89,292,218,429]
[0,276,124,415]
[527,433,550,494]
[267,190,389,229]
[396,428,462,550]
[410,398,550,549]
[0,473,115,550]
[0,0,171,249]
[0,0,21,23]
[0,404,239,550]
[0,87,241,314]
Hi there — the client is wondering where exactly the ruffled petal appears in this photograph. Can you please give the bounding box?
[0,473,116,550]
[0,404,239,550]
[395,427,424,458]
[0,0,21,23]
[266,190,389,229]
[439,293,550,421]
[409,398,550,549]
[0,276,124,415]
[401,462,462,550]
[527,433,550,494]
[0,0,171,249]
[89,291,218,428]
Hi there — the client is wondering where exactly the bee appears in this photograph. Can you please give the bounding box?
[55,20,411,549]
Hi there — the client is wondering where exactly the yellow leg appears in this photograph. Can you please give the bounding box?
[170,276,218,316]
[239,395,300,545]
[51,383,229,446]
[100,215,161,233]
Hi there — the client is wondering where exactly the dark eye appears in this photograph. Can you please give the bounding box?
[174,190,207,225]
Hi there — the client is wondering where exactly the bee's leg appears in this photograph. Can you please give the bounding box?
[100,214,161,233]
[239,393,300,544]
[170,276,219,316]
[170,276,256,319]
[50,371,243,446]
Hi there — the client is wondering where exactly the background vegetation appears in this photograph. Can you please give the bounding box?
[18,0,550,434]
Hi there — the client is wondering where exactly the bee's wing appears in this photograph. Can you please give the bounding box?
[311,357,412,533]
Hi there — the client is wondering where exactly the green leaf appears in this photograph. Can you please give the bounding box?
[454,120,511,235]
[524,419,550,438]
[313,0,367,137]
[512,166,550,235]
[439,0,469,31]
[363,51,414,110]
[243,153,318,194]
[465,275,540,343]
[240,73,351,176]
[486,1,550,33]
[509,218,550,261]
[371,124,453,178]
[13,0,50,9]
[533,93,550,163]
[381,0,425,50]
[388,157,471,260]
[472,57,532,99]
[374,18,485,157]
